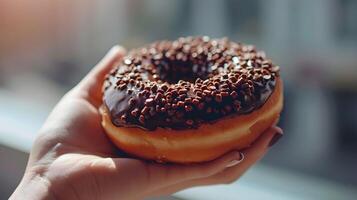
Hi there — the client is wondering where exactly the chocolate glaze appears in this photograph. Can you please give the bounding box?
[103,36,280,131]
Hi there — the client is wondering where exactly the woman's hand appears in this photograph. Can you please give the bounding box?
[10,46,283,200]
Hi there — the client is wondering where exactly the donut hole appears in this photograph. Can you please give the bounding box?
[154,58,212,84]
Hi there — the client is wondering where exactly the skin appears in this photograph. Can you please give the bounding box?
[10,46,283,200]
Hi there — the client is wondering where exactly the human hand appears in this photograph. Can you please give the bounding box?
[10,46,283,200]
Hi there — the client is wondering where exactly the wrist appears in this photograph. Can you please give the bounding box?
[11,174,57,200]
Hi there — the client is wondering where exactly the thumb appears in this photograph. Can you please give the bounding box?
[76,45,126,107]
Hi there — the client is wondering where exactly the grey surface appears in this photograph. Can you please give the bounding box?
[0,145,28,199]
[175,164,357,200]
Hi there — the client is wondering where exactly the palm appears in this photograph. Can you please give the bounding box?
[54,96,116,155]
[29,78,149,199]
[33,93,116,157]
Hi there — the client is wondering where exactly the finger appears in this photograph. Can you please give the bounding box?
[211,126,282,184]
[86,152,241,200]
[145,150,243,190]
[203,126,283,182]
[81,45,126,89]
[75,45,126,106]
[148,127,283,196]
[242,126,283,165]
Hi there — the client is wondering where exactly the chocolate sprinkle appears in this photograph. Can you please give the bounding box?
[103,36,280,131]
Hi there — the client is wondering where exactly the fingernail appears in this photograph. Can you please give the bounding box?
[269,130,283,147]
[226,152,244,168]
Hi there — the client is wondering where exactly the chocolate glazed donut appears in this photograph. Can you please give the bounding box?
[101,36,283,163]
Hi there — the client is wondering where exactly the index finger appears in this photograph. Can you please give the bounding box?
[146,126,283,195]
[143,150,243,191]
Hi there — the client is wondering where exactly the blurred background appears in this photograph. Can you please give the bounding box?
[1,0,357,199]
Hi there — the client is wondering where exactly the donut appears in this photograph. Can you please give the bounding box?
[101,36,283,163]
